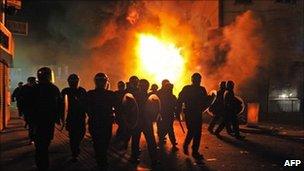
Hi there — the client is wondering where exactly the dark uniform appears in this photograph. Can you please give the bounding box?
[61,86,87,159]
[12,82,23,117]
[114,81,127,142]
[208,81,228,133]
[19,77,36,143]
[129,79,158,165]
[157,83,178,148]
[215,91,243,138]
[214,81,244,139]
[177,73,209,160]
[86,73,117,168]
[30,67,63,170]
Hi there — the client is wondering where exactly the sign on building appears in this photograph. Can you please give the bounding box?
[5,20,27,36]
[7,0,22,10]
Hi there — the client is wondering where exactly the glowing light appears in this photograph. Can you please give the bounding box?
[135,33,186,93]
[279,94,288,98]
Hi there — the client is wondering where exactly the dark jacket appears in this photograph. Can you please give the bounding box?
[19,84,36,120]
[157,90,177,121]
[86,89,117,131]
[209,89,225,115]
[61,87,87,127]
[31,82,63,125]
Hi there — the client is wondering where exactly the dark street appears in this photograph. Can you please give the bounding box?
[1,110,303,171]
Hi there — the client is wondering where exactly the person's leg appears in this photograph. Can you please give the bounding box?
[231,114,244,139]
[168,119,177,146]
[131,127,141,159]
[69,130,80,159]
[208,114,219,132]
[157,120,167,145]
[143,123,158,164]
[34,128,51,170]
[192,121,202,155]
[91,126,112,169]
[183,119,194,155]
[16,101,22,117]
[225,114,233,135]
[214,116,227,136]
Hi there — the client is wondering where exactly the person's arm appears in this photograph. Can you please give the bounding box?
[173,95,179,119]
[11,88,17,102]
[176,87,185,120]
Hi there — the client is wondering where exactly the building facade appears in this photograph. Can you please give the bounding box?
[219,0,304,114]
[0,22,13,130]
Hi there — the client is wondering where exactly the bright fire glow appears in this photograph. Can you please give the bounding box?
[136,33,186,93]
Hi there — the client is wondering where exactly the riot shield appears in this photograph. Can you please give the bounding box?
[144,94,161,122]
[204,90,217,115]
[122,93,139,130]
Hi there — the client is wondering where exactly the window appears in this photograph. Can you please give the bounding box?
[235,0,252,4]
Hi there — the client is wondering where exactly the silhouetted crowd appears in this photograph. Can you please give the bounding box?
[11,67,245,170]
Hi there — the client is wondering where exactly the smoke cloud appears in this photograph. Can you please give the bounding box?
[14,1,268,98]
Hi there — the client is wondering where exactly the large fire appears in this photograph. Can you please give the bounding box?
[135,33,187,93]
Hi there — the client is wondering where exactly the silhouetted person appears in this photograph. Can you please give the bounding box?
[30,67,63,170]
[114,81,127,143]
[148,83,158,96]
[12,82,24,117]
[214,81,245,140]
[208,81,232,134]
[61,74,87,162]
[156,79,170,140]
[157,83,178,151]
[86,73,117,169]
[19,77,37,144]
[177,73,209,160]
[126,75,139,95]
[130,79,159,165]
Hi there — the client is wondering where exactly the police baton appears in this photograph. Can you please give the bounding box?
[177,113,185,134]
[60,122,65,132]
[179,119,185,134]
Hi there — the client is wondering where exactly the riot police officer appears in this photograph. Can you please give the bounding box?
[12,82,24,118]
[114,81,127,144]
[130,79,159,165]
[214,81,245,139]
[86,73,117,169]
[208,81,229,134]
[157,83,178,151]
[61,74,87,161]
[177,73,209,160]
[148,83,159,96]
[126,75,139,95]
[19,77,37,144]
[30,67,63,170]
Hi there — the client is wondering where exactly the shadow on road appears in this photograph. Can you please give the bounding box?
[218,135,298,165]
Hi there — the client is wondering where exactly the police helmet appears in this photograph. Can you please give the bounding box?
[68,74,79,82]
[220,81,226,90]
[37,67,52,82]
[226,80,235,90]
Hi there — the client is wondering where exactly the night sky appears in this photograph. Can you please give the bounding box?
[8,0,124,66]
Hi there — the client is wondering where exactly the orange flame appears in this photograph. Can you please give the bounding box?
[135,33,187,93]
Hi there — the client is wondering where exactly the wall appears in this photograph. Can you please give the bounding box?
[221,0,304,114]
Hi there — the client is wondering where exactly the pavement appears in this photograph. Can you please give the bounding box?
[0,109,303,171]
